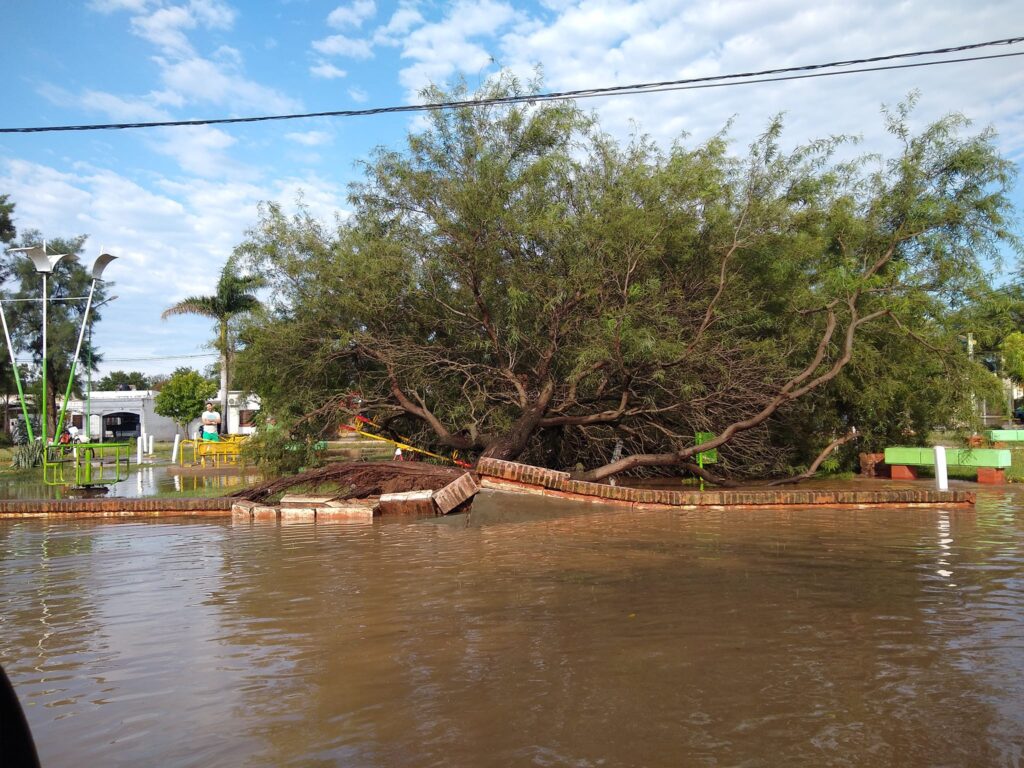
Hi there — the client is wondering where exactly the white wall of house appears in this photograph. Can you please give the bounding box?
[56,389,260,441]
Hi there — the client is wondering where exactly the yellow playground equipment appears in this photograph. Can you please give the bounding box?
[180,434,248,468]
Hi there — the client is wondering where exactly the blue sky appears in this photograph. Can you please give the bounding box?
[2,0,1023,378]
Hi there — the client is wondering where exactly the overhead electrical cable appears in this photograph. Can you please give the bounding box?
[15,352,216,364]
[97,352,216,363]
[1,37,1021,134]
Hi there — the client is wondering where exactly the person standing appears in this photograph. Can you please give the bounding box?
[201,401,222,441]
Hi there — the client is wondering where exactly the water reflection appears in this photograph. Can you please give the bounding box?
[2,491,1024,766]
[0,464,261,500]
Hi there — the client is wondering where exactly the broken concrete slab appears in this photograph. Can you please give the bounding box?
[316,503,378,520]
[231,499,257,516]
[378,490,437,516]
[279,507,317,519]
[279,494,338,508]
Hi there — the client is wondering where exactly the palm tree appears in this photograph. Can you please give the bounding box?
[162,263,262,433]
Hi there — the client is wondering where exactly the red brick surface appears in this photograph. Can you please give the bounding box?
[889,465,918,480]
[432,472,480,514]
[976,467,1006,484]
[476,458,974,508]
[0,497,233,518]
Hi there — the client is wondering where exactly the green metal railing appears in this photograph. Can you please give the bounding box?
[43,442,131,487]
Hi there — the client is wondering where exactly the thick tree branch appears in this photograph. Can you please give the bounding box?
[765,430,859,486]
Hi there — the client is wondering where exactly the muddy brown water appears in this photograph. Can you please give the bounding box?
[1,487,1022,767]
[0,464,261,500]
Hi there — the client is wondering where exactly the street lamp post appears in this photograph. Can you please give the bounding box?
[6,242,73,447]
[54,253,117,442]
[86,295,118,441]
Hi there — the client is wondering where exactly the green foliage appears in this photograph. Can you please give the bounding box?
[0,194,15,245]
[232,79,1018,478]
[154,368,218,435]
[162,260,262,418]
[97,370,151,391]
[240,420,324,475]
[11,440,43,469]
[1000,332,1024,383]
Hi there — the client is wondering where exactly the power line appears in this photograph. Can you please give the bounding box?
[104,352,218,362]
[2,37,1021,134]
[15,352,216,363]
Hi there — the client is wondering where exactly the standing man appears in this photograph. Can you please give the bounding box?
[201,401,222,441]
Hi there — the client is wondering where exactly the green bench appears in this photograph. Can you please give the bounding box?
[987,429,1024,444]
[884,446,1011,484]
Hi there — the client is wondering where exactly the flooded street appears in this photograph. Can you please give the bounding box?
[2,489,1023,766]
[0,464,261,500]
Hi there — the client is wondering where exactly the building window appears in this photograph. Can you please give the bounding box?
[239,409,256,427]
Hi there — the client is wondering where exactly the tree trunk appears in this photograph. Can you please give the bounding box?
[220,321,229,436]
[479,383,555,462]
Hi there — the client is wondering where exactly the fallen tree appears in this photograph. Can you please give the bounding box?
[234,80,1014,481]
[230,461,468,502]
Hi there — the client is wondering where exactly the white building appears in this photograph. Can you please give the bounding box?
[55,389,260,441]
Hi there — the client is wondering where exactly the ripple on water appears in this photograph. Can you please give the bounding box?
[1,493,1023,767]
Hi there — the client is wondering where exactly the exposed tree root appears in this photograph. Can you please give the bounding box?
[229,461,470,502]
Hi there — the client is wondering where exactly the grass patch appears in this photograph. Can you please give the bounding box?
[148,484,249,499]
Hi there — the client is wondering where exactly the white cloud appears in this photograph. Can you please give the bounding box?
[188,0,235,29]
[393,0,518,95]
[157,56,301,113]
[327,0,377,29]
[78,90,169,122]
[494,0,1024,161]
[149,125,246,179]
[373,4,424,45]
[312,34,375,59]
[348,86,369,102]
[88,0,150,12]
[285,131,333,147]
[38,84,185,124]
[131,5,197,55]
[310,61,348,79]
[127,0,236,56]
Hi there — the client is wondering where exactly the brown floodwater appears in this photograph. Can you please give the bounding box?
[1,488,1023,767]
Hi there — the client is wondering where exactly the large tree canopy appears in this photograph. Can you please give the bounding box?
[234,80,1016,480]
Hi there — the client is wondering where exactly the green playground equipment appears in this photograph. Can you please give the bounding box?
[44,442,131,487]
[1,244,125,489]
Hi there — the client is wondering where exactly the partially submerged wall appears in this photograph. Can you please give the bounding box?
[475,459,975,509]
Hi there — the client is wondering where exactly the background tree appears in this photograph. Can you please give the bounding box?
[234,80,1016,481]
[0,194,15,246]
[154,367,217,436]
[0,194,16,438]
[149,372,171,391]
[162,262,262,432]
[96,370,151,391]
[1,230,108,438]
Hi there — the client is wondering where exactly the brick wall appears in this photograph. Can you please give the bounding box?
[475,458,975,508]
